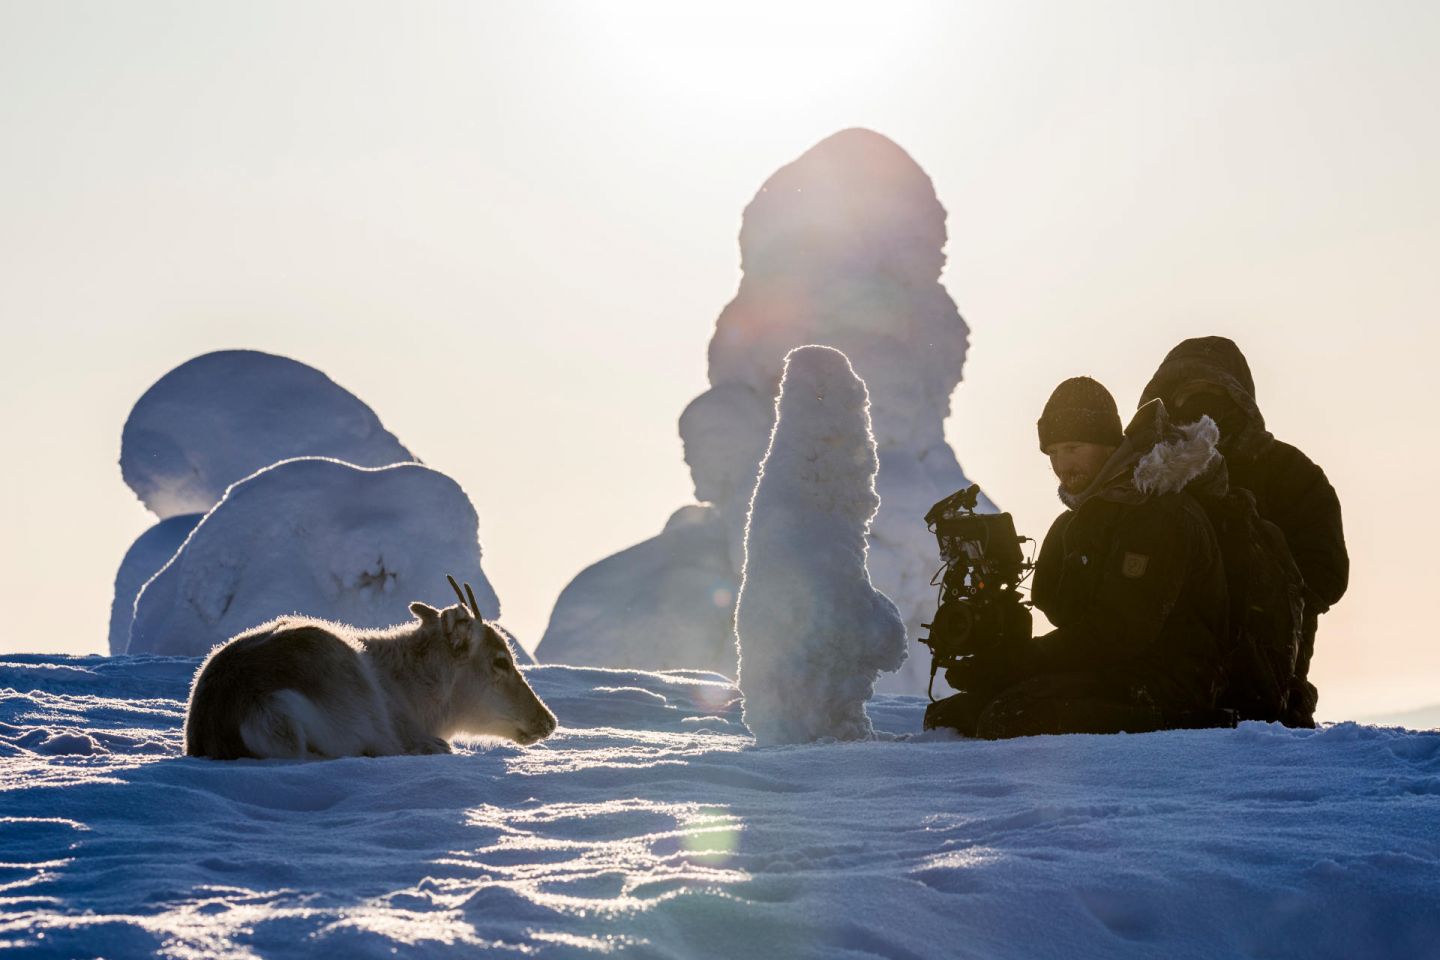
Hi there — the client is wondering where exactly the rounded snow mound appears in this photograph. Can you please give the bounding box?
[127,458,505,657]
[107,513,203,655]
[121,350,415,519]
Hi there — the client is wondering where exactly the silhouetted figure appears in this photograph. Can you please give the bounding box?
[1141,337,1348,727]
[931,378,1228,738]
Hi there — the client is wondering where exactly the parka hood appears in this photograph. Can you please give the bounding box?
[1060,400,1227,510]
[1138,336,1273,461]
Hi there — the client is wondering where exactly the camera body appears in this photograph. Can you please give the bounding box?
[919,485,1034,696]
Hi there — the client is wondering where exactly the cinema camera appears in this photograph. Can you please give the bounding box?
[918,484,1035,700]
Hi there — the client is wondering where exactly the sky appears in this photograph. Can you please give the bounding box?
[1,0,1436,721]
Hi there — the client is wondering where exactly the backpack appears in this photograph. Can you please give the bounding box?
[1197,488,1305,723]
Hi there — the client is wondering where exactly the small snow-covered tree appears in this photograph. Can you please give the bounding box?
[735,345,906,745]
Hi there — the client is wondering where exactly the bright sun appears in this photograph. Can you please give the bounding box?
[567,1,927,113]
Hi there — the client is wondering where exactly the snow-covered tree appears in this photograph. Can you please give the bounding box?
[107,513,200,654]
[539,129,987,692]
[121,350,413,520]
[127,458,508,658]
[735,346,906,745]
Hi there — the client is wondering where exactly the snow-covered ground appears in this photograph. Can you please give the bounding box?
[2,654,1437,960]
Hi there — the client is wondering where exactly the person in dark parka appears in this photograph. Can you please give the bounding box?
[936,377,1229,739]
[1139,337,1348,727]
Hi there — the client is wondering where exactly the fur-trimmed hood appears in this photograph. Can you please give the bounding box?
[1060,400,1227,510]
[1138,336,1273,461]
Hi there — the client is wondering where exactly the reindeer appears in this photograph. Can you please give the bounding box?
[184,576,557,759]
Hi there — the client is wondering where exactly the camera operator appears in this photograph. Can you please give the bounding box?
[934,377,1229,739]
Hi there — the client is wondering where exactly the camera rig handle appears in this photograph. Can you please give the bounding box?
[923,483,982,528]
[918,483,1036,701]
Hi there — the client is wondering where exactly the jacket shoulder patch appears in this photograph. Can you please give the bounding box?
[1121,552,1150,579]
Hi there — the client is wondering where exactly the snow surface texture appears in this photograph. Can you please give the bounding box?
[106,514,201,655]
[120,350,414,519]
[3,654,1439,959]
[539,129,990,694]
[735,347,906,745]
[126,458,513,660]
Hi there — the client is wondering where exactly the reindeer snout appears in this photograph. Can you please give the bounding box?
[520,709,557,745]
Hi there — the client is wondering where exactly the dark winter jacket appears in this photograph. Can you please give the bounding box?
[1139,337,1348,722]
[1027,401,1230,715]
[1138,336,1348,614]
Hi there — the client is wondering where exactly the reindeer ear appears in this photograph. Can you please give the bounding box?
[409,602,440,624]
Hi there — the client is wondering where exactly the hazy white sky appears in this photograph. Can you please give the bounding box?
[2,1,1435,720]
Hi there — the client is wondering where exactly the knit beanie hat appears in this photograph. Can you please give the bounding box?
[1037,376,1123,452]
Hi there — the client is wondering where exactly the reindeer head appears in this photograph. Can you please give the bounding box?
[407,576,557,745]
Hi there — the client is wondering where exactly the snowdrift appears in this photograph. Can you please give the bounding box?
[3,654,1438,959]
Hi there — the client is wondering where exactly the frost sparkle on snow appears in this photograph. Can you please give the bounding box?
[2,655,1438,959]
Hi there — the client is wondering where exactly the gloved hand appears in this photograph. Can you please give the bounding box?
[944,639,1036,695]
[943,655,995,695]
